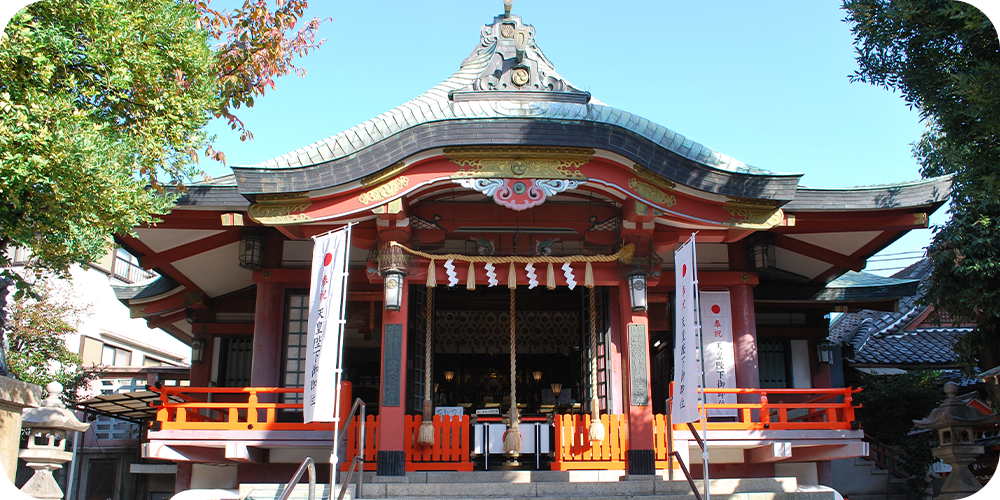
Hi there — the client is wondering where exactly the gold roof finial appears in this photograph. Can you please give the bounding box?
[504,0,513,17]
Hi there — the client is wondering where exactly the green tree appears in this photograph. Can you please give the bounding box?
[0,0,325,374]
[843,0,1000,401]
[852,369,943,492]
[5,274,99,402]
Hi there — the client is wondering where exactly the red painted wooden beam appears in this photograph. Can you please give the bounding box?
[116,235,208,297]
[145,310,187,330]
[811,230,905,284]
[191,323,255,335]
[140,231,242,269]
[774,212,928,234]
[651,271,759,289]
[773,234,866,272]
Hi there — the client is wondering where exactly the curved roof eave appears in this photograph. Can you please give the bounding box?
[230,48,802,202]
[784,175,953,211]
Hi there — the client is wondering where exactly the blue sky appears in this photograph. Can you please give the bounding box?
[202,0,949,275]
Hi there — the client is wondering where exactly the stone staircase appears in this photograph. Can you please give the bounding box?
[239,471,839,500]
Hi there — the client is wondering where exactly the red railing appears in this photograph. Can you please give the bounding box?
[147,387,472,472]
[666,385,861,431]
[551,414,627,470]
[150,386,859,471]
[150,387,337,431]
[552,387,861,469]
[339,414,472,471]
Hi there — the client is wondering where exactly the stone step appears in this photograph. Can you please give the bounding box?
[338,471,797,490]
[241,476,828,500]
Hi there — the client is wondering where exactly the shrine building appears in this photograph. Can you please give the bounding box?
[104,4,950,490]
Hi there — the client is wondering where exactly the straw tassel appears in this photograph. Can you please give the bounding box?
[427,260,437,288]
[585,262,594,288]
[467,262,476,290]
[504,404,521,454]
[546,263,555,290]
[587,404,605,444]
[508,262,517,289]
[417,399,435,445]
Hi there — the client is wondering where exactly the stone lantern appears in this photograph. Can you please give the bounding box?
[913,382,992,500]
[19,382,90,500]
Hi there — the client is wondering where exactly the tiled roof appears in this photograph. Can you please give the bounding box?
[829,258,972,366]
[850,328,970,365]
[239,43,763,177]
[111,275,181,301]
[230,13,814,200]
[176,175,248,208]
[753,271,919,302]
[785,176,951,211]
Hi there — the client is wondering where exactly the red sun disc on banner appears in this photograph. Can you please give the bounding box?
[711,304,721,314]
[682,264,687,277]
[323,253,333,266]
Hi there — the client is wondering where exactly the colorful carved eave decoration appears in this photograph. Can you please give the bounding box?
[238,147,790,232]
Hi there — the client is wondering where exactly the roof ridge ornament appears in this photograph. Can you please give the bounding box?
[453,7,590,103]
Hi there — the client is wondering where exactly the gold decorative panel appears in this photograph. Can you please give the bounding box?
[359,176,410,205]
[446,146,592,180]
[627,178,677,207]
[248,193,313,225]
[631,164,676,191]
[722,198,783,229]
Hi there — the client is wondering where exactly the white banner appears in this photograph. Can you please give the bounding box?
[304,226,351,423]
[672,237,701,424]
[700,291,737,418]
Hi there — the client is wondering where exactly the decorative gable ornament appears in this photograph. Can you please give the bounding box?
[450,9,590,103]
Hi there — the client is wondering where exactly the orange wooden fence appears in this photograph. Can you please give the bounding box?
[342,414,378,471]
[405,415,474,471]
[149,386,859,471]
[551,414,627,470]
[667,386,861,431]
[150,387,337,431]
[340,414,472,471]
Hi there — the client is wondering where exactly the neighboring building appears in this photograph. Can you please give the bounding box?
[103,6,950,494]
[830,257,974,376]
[828,258,995,497]
[5,246,190,500]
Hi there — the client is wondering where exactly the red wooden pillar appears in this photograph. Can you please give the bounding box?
[730,283,760,406]
[377,277,409,476]
[251,279,284,389]
[618,280,656,475]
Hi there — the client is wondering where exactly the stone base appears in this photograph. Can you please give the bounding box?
[626,449,655,475]
[619,474,664,481]
[372,475,410,484]
[0,377,41,483]
[376,450,406,476]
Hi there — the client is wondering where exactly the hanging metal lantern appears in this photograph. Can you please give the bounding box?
[628,273,648,312]
[374,232,416,312]
[750,232,776,272]
[239,234,264,269]
[383,270,405,312]
[617,236,659,313]
[190,336,206,364]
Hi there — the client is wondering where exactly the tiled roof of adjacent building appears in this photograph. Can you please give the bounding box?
[829,258,973,366]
